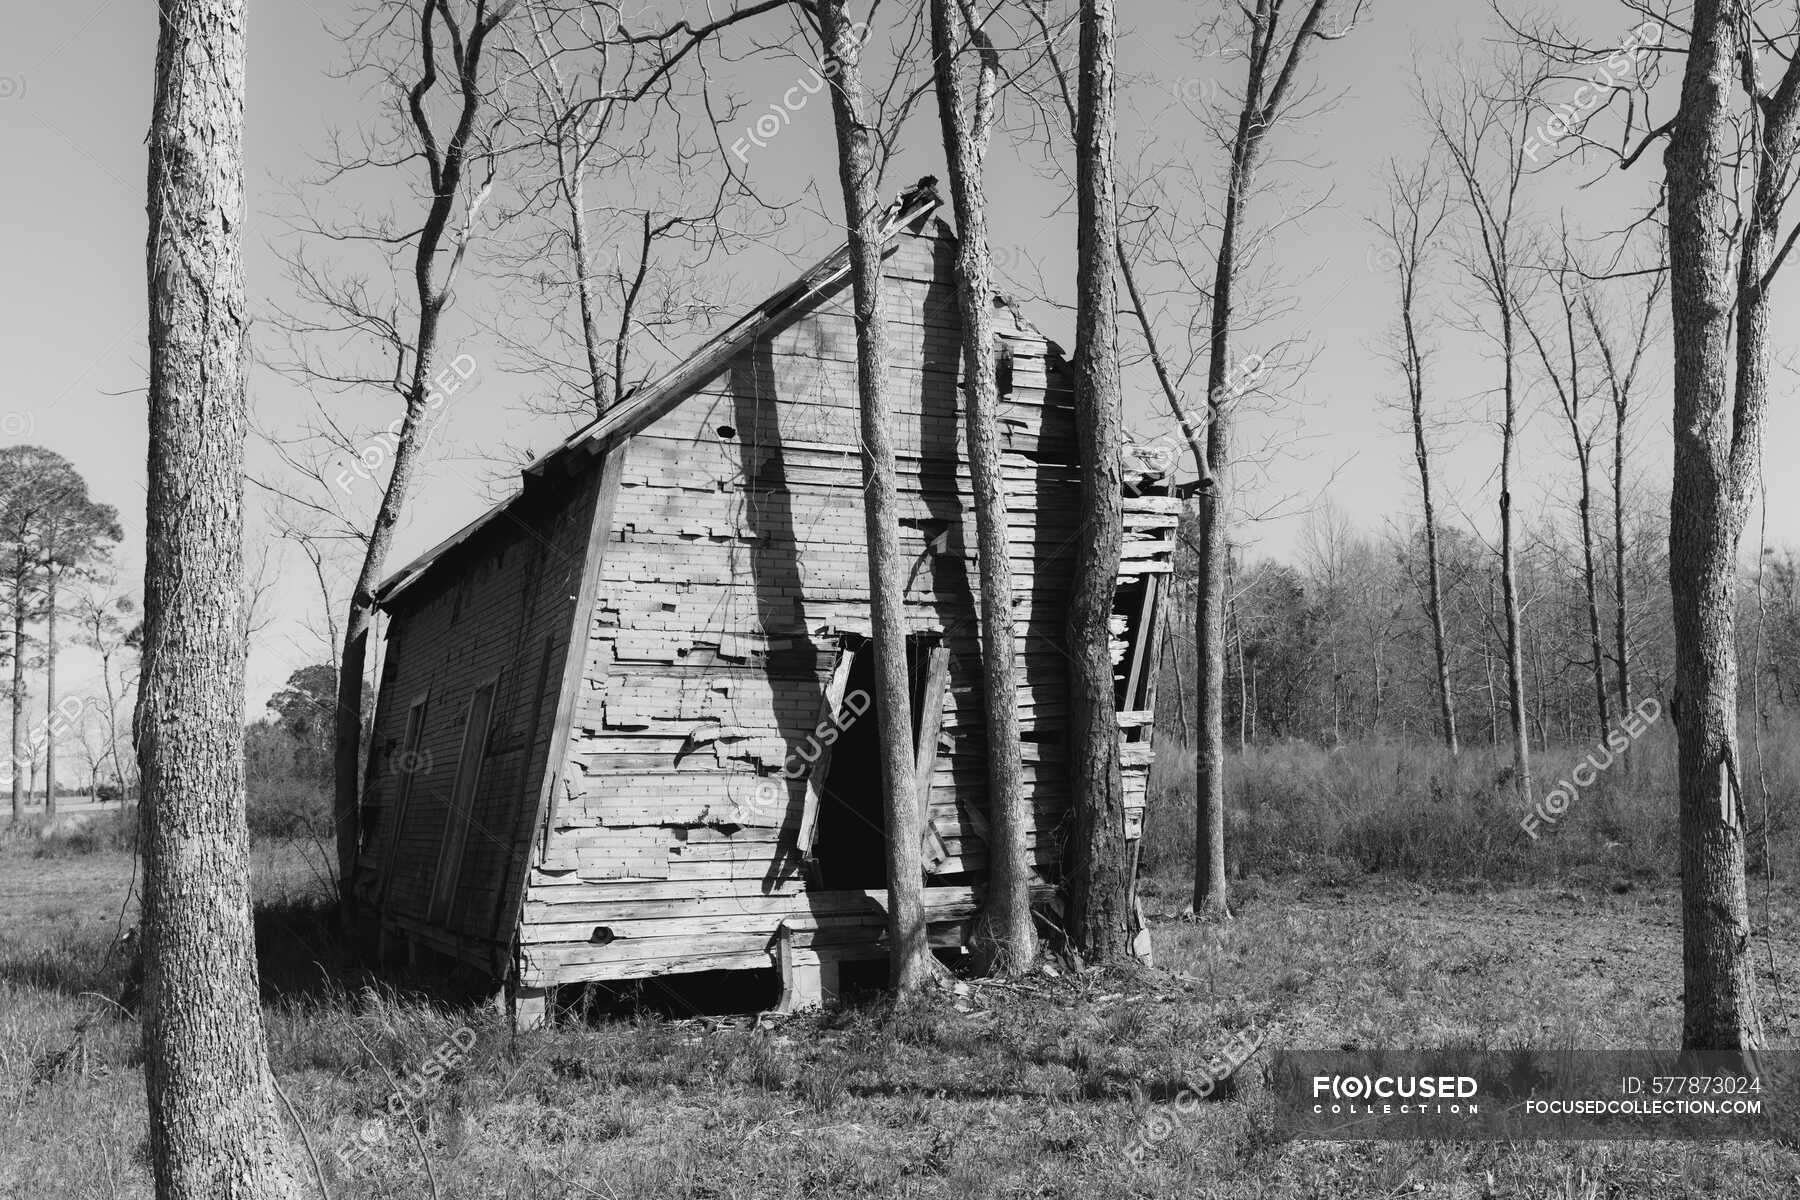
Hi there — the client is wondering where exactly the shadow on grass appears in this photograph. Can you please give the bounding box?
[0,924,132,1001]
[0,880,491,1022]
[252,892,502,1011]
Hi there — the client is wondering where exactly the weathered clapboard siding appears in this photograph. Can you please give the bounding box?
[360,200,1176,994]
[509,220,1173,985]
[354,466,606,970]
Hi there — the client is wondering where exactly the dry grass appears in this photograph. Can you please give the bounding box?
[4,738,1799,1198]
[1142,720,1799,889]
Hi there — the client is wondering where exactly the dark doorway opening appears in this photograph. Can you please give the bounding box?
[814,635,937,890]
[815,639,885,889]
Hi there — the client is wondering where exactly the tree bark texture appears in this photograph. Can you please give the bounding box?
[930,0,1034,974]
[44,575,56,817]
[143,0,301,1193]
[1663,0,1771,1052]
[1067,0,1131,961]
[819,0,931,991]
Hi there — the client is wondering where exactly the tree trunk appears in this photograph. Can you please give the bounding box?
[1249,660,1257,743]
[1190,0,1341,916]
[1543,281,1611,744]
[336,368,436,917]
[1234,593,1248,752]
[1329,642,1341,743]
[567,166,613,415]
[522,6,614,417]
[1498,308,1531,803]
[1664,0,1769,1053]
[1577,468,1610,740]
[1613,390,1632,768]
[1403,271,1457,754]
[818,0,930,992]
[1613,424,1631,687]
[1370,637,1384,730]
[44,574,56,818]
[10,595,23,820]
[1485,632,1499,749]
[1194,458,1229,914]
[1066,0,1130,961]
[1587,276,1659,772]
[1193,118,1255,921]
[143,1,300,1194]
[930,0,1033,974]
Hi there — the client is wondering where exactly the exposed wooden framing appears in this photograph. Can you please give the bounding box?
[1122,575,1161,711]
[914,644,953,874]
[797,642,857,859]
[1121,560,1165,965]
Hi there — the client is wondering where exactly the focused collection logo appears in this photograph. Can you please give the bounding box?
[1310,1073,1481,1115]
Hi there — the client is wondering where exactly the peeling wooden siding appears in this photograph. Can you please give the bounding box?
[517,225,1179,985]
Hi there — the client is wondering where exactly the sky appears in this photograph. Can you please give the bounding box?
[5,0,1800,729]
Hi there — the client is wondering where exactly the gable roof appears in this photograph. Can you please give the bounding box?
[374,179,944,608]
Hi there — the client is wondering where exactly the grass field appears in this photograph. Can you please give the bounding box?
[3,748,1798,1199]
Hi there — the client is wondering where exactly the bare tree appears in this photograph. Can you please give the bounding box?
[75,586,140,803]
[1373,156,1458,754]
[512,1,622,413]
[929,0,1033,974]
[1190,0,1363,918]
[278,0,519,908]
[1657,0,1800,1052]
[143,0,299,1193]
[1511,0,1796,1049]
[1519,233,1610,741]
[1427,56,1536,806]
[1298,502,1358,743]
[1583,263,1664,756]
[491,1,759,419]
[1015,2,1213,497]
[815,0,932,991]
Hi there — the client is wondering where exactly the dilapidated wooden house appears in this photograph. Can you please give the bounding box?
[350,182,1177,1023]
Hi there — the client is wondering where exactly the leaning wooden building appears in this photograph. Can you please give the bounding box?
[350,182,1177,1022]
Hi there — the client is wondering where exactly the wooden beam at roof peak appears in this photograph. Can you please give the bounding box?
[546,179,944,468]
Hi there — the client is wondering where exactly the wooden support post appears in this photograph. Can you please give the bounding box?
[798,644,857,859]
[510,984,551,1032]
[770,925,825,1013]
[1139,573,1167,714]
[1122,575,1162,712]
